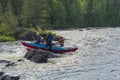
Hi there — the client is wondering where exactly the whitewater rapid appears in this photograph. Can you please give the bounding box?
[0,27,120,80]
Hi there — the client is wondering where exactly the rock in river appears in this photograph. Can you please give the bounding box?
[24,49,60,63]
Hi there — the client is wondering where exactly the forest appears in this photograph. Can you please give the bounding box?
[0,0,120,40]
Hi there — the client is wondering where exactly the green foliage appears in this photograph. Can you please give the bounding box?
[5,1,18,29]
[0,0,120,38]
[0,35,15,42]
[0,4,3,24]
[90,0,107,26]
[48,0,67,28]
[0,1,18,37]
[22,0,49,28]
[0,22,11,36]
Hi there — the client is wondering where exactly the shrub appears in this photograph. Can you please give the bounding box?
[0,35,15,42]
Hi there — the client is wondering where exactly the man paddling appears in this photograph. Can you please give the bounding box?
[46,33,53,50]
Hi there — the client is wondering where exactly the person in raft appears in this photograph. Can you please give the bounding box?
[35,33,45,44]
[58,36,64,47]
[35,26,47,44]
[45,33,53,50]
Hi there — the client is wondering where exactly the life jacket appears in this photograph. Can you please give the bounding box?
[46,34,53,42]
[35,36,41,44]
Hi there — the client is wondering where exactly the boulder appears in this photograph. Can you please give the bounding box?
[19,31,36,41]
[24,49,60,63]
[30,52,48,63]
[0,71,20,80]
[1,75,20,80]
[0,60,11,64]
[14,28,36,41]
[79,29,83,31]
[17,59,24,62]
[24,49,37,59]
[5,62,17,67]
[10,75,20,80]
[0,71,4,76]
[24,49,48,63]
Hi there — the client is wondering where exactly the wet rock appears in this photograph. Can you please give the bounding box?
[0,40,7,42]
[24,49,60,63]
[86,28,91,30]
[110,70,115,72]
[0,71,20,80]
[1,75,20,80]
[79,29,83,31]
[10,75,20,80]
[17,59,24,62]
[30,52,48,63]
[5,62,17,67]
[18,31,36,41]
[0,71,4,76]
[24,49,37,59]
[2,75,10,80]
[47,53,60,58]
[0,60,11,64]
[25,49,48,63]
[14,28,36,41]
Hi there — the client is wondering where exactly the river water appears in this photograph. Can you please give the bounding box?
[0,28,120,80]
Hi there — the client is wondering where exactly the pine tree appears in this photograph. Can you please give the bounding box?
[0,4,3,24]
[1,1,18,36]
[0,4,4,35]
[22,0,49,29]
[91,0,107,26]
[48,0,67,29]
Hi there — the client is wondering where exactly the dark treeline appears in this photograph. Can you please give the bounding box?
[0,0,120,36]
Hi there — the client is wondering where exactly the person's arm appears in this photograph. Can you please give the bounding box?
[35,36,41,44]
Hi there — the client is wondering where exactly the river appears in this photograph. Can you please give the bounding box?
[0,28,120,80]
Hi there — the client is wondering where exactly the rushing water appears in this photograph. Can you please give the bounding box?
[0,28,120,80]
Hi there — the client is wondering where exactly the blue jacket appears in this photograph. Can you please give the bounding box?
[46,34,53,42]
[35,36,41,44]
